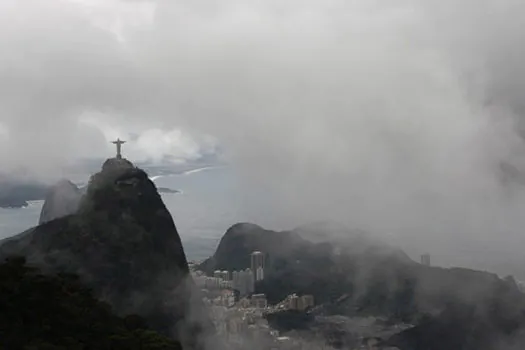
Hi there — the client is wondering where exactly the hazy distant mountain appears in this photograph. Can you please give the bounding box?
[0,175,48,208]
[38,179,82,224]
[201,222,414,305]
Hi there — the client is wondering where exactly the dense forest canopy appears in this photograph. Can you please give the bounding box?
[0,256,182,350]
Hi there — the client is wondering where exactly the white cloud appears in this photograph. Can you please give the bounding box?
[2,0,525,272]
[67,0,156,42]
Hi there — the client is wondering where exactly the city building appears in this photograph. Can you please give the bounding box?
[251,251,265,282]
[221,270,230,281]
[204,276,221,289]
[214,270,222,278]
[298,295,314,311]
[234,268,254,296]
[220,279,233,289]
[238,297,251,308]
[246,269,254,294]
[421,253,431,266]
[251,293,268,309]
[220,289,236,307]
[256,266,264,282]
[233,271,241,292]
[288,294,299,310]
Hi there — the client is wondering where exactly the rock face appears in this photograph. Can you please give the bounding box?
[38,179,82,224]
[0,158,214,349]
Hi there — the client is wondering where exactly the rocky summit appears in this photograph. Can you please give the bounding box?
[0,158,214,349]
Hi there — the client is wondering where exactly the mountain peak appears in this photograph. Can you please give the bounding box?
[0,158,213,347]
[101,157,135,172]
[225,222,265,235]
[80,158,158,218]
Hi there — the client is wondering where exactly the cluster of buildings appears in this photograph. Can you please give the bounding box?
[192,251,267,298]
[189,251,328,349]
[232,269,255,296]
[208,293,320,350]
[278,293,315,312]
[192,270,233,290]
[231,251,266,295]
[251,293,269,309]
[188,247,421,349]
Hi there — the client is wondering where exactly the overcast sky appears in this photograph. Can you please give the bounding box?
[2,0,525,274]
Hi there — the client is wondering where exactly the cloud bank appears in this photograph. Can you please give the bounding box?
[2,0,525,273]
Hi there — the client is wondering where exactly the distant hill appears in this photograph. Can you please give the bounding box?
[200,222,311,274]
[39,179,82,224]
[0,158,216,349]
[0,175,48,208]
[203,222,525,349]
[201,222,414,306]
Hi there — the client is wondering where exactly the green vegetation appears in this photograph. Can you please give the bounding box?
[0,256,182,350]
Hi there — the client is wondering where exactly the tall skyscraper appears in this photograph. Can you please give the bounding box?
[235,269,255,296]
[251,251,265,281]
[246,268,254,294]
[421,253,431,266]
[256,266,264,281]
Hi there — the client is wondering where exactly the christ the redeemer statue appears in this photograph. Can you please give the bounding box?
[111,138,126,159]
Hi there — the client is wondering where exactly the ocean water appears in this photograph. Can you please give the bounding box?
[0,201,44,239]
[4,167,525,279]
[156,166,249,260]
[0,166,257,261]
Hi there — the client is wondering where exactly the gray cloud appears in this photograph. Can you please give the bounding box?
[2,0,525,275]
